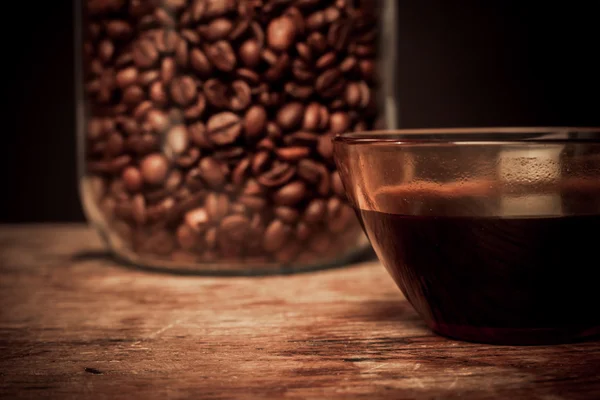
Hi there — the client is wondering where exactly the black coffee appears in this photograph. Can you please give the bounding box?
[357,209,600,344]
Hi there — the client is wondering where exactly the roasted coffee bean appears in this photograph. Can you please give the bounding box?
[317,134,334,160]
[170,76,197,106]
[205,193,230,221]
[304,198,327,225]
[275,207,299,224]
[243,105,267,140]
[239,39,261,68]
[116,67,138,88]
[198,157,227,188]
[165,125,189,158]
[122,166,143,192]
[206,112,242,146]
[177,224,198,251]
[267,16,296,51]
[203,79,230,108]
[83,0,380,267]
[184,94,207,120]
[276,147,311,162]
[160,57,176,84]
[189,48,212,77]
[220,215,250,242]
[277,103,304,131]
[273,181,307,206]
[140,153,169,185]
[185,207,210,232]
[200,18,234,41]
[206,41,236,72]
[229,80,251,111]
[329,112,351,134]
[263,219,292,253]
[132,39,158,68]
[146,109,170,132]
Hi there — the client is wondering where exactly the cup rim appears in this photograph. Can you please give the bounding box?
[333,127,600,146]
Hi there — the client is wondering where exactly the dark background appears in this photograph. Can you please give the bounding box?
[4,1,599,223]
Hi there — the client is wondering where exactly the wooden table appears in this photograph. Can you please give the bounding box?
[1,225,599,399]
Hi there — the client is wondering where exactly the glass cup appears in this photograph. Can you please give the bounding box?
[75,0,388,275]
[334,128,600,344]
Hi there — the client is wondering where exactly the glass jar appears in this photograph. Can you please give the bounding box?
[75,0,389,274]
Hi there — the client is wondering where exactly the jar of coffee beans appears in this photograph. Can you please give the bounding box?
[77,0,389,274]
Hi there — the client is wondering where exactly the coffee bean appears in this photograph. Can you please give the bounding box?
[184,94,207,120]
[106,132,124,157]
[170,76,197,106]
[359,59,376,82]
[206,41,236,72]
[274,181,307,206]
[238,195,266,211]
[160,57,176,84]
[122,166,143,192]
[304,199,327,224]
[317,134,334,160]
[190,48,212,77]
[296,42,312,62]
[175,38,189,67]
[284,82,314,100]
[207,112,242,146]
[339,56,357,73]
[140,154,169,186]
[205,192,230,221]
[236,68,260,84]
[267,16,296,51]
[132,194,147,225]
[331,171,346,198]
[185,207,210,232]
[150,81,168,105]
[239,39,261,68]
[328,202,354,233]
[189,122,211,149]
[277,103,305,131]
[220,215,250,242]
[276,147,311,162]
[198,157,227,188]
[229,80,251,111]
[257,163,296,188]
[177,224,198,250]
[200,18,233,41]
[146,109,170,132]
[275,207,299,224]
[296,222,311,241]
[116,67,138,88]
[133,39,158,68]
[291,59,314,82]
[243,106,267,140]
[275,239,301,264]
[329,112,351,133]
[328,21,352,51]
[106,20,132,39]
[263,219,292,253]
[138,70,160,86]
[316,52,336,70]
[165,125,189,157]
[123,85,145,105]
[316,68,344,98]
[203,79,229,108]
[204,227,218,249]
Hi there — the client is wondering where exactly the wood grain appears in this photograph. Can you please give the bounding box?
[0,225,599,399]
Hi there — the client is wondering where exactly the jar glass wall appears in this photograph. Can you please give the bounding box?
[76,0,389,274]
